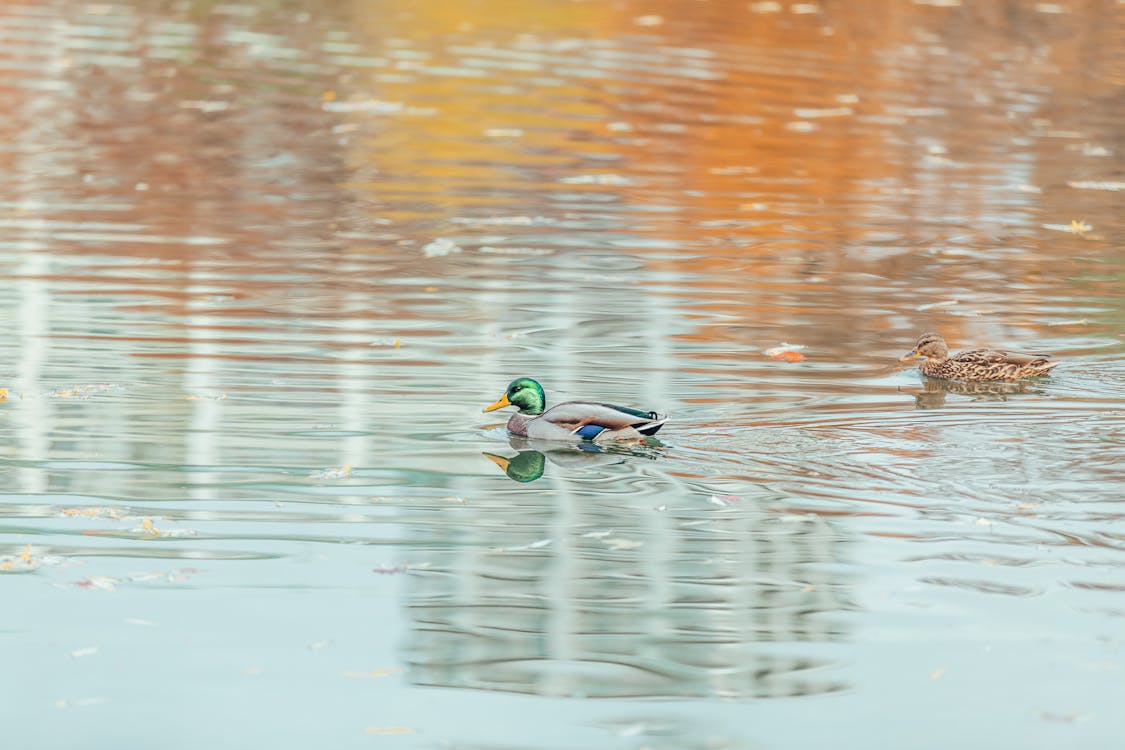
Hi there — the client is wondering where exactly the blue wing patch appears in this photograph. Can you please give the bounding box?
[575,424,607,440]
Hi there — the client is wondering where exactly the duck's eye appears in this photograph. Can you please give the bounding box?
[511,385,522,393]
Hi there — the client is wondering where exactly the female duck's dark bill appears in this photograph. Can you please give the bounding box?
[483,393,510,413]
[900,350,923,362]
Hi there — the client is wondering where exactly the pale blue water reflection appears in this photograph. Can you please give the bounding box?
[1,0,1124,748]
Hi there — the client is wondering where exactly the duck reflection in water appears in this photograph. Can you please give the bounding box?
[410,438,849,700]
[483,438,659,483]
[911,378,1043,409]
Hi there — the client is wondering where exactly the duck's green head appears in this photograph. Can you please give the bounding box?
[482,377,545,415]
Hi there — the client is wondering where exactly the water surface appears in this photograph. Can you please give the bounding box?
[1,1,1123,747]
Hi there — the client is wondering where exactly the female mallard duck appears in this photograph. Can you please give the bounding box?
[900,332,1060,382]
[483,377,666,442]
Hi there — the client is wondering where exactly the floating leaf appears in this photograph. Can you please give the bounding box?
[765,344,807,362]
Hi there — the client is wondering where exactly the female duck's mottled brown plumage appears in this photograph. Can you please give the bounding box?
[900,332,1060,382]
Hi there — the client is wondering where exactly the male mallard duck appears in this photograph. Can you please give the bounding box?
[900,332,1060,382]
[482,377,666,442]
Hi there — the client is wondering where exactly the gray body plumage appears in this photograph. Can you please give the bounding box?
[507,401,666,443]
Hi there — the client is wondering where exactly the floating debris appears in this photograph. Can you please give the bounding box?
[49,383,118,399]
[128,568,202,583]
[765,343,807,362]
[422,238,463,257]
[916,299,958,311]
[184,392,227,401]
[1047,319,1087,327]
[321,98,404,114]
[129,519,195,538]
[1042,220,1091,235]
[373,565,408,575]
[1067,180,1125,192]
[0,545,33,571]
[500,538,551,552]
[450,215,552,226]
[0,544,66,572]
[69,647,99,659]
[311,464,352,479]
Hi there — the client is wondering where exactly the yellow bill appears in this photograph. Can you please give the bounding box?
[482,393,511,413]
[482,453,511,472]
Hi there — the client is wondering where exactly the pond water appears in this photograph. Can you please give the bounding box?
[1,1,1123,747]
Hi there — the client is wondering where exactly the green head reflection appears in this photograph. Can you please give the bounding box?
[483,450,547,483]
